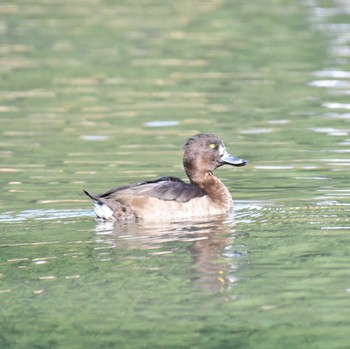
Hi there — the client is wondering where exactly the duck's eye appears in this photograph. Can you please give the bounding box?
[209,143,216,149]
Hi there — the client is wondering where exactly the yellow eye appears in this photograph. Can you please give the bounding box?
[209,143,216,149]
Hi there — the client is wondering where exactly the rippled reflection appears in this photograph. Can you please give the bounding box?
[92,215,246,295]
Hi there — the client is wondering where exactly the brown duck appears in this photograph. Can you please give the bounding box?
[84,134,246,221]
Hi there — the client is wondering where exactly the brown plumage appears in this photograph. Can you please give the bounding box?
[84,134,246,221]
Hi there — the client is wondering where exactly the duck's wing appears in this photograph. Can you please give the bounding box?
[98,176,206,203]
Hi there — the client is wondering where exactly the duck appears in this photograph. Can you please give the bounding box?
[84,133,246,221]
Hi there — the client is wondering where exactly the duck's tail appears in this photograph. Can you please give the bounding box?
[83,189,102,203]
[83,189,116,220]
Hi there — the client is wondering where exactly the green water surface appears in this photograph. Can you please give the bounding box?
[1,0,350,348]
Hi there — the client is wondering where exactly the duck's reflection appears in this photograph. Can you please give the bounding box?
[93,214,246,295]
[189,231,234,294]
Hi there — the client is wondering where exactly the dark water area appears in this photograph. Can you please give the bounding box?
[1,0,350,348]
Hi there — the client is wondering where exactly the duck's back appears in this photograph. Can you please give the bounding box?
[100,176,206,203]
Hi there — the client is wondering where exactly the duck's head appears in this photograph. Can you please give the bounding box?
[183,134,246,180]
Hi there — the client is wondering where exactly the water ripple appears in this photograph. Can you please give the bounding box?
[0,209,93,223]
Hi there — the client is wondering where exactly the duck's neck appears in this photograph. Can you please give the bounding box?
[190,172,233,210]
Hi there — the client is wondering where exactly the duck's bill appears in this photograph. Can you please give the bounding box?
[220,150,247,167]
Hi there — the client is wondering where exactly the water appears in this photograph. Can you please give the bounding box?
[1,0,350,348]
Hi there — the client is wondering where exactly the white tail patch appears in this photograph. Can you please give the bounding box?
[93,202,115,221]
